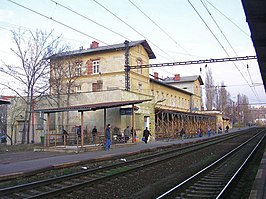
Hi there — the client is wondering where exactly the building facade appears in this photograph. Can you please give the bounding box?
[4,40,212,145]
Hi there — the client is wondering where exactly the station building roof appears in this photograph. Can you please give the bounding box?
[49,40,156,60]
[34,99,151,113]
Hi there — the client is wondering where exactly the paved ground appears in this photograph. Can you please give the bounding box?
[0,127,264,199]
[0,131,224,177]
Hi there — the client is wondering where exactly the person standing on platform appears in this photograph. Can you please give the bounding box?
[180,128,186,141]
[105,124,111,151]
[143,127,151,144]
[92,126,97,145]
[225,125,229,133]
[131,127,136,143]
[123,126,131,143]
[76,125,82,144]
[62,129,68,143]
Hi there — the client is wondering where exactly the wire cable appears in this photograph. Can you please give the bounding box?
[128,0,192,57]
[205,0,250,38]
[50,0,131,41]
[92,0,176,61]
[7,0,109,45]
[187,0,260,101]
[199,0,259,100]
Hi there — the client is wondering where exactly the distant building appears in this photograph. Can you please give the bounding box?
[162,74,204,112]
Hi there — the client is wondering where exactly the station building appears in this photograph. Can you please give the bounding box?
[3,40,221,145]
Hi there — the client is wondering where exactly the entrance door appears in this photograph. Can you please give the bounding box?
[144,116,150,129]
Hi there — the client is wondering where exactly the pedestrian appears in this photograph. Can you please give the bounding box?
[142,127,151,144]
[62,129,68,143]
[225,125,229,133]
[218,126,222,134]
[131,127,136,143]
[208,127,211,137]
[77,125,81,138]
[92,126,97,144]
[197,128,202,137]
[105,124,111,151]
[180,128,186,141]
[123,126,131,143]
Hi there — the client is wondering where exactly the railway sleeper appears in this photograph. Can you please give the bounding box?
[194,182,224,187]
[204,173,229,178]
[27,189,43,195]
[179,192,215,198]
[185,188,220,195]
[51,183,65,188]
[201,178,227,183]
[190,185,221,191]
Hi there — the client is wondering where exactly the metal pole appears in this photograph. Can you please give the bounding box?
[124,40,130,91]
[81,111,84,147]
[47,113,50,147]
[131,104,135,143]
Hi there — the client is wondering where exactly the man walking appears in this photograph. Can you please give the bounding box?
[143,127,151,144]
[92,126,97,145]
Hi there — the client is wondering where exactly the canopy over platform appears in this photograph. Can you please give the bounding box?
[34,99,151,148]
[34,99,151,113]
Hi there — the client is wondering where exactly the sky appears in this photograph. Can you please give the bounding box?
[0,0,265,106]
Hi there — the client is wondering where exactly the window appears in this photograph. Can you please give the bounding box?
[75,61,82,76]
[49,113,56,130]
[75,85,82,92]
[172,96,176,106]
[92,80,103,92]
[92,60,99,74]
[75,68,81,76]
[137,59,142,74]
[138,83,142,93]
[37,112,44,130]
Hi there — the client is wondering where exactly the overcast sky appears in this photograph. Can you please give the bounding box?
[0,0,265,105]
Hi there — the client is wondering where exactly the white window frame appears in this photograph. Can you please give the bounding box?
[92,60,99,74]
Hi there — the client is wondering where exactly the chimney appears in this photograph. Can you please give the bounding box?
[174,74,180,81]
[154,72,159,80]
[91,41,99,49]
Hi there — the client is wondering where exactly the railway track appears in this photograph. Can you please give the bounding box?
[156,128,266,199]
[0,128,262,198]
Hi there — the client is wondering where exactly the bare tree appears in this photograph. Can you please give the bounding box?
[236,94,250,126]
[0,29,63,144]
[205,68,215,110]
[50,55,82,133]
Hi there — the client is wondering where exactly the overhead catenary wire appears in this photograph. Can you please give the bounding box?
[128,0,192,58]
[92,0,176,62]
[50,0,132,42]
[127,0,198,76]
[205,0,250,38]
[199,0,259,100]
[50,0,182,77]
[187,0,260,101]
[7,0,109,46]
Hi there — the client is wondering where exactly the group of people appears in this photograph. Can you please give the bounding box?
[178,125,230,140]
[61,124,152,151]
